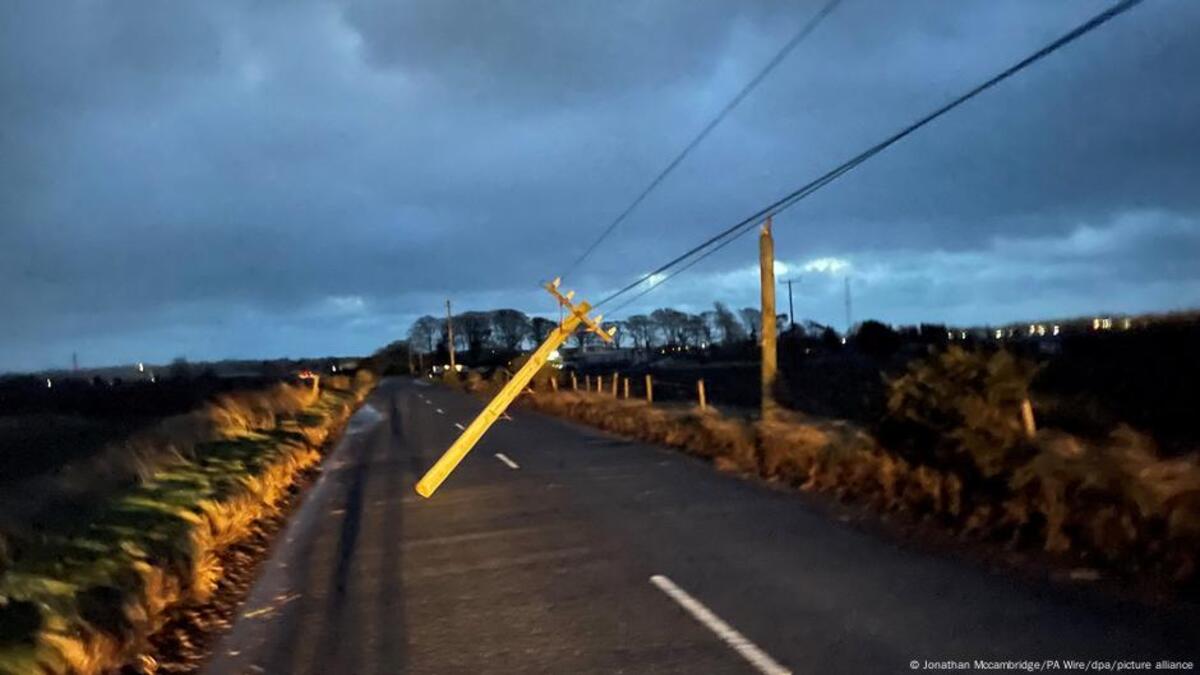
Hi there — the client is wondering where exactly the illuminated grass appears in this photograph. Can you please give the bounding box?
[0,373,376,674]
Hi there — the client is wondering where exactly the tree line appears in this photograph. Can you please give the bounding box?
[403,303,864,362]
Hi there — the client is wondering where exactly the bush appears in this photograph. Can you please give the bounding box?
[852,320,901,358]
[880,346,1038,487]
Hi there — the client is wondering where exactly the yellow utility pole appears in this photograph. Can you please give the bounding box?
[445,299,457,373]
[416,279,613,498]
[760,216,778,417]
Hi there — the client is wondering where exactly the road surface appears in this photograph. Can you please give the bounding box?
[202,378,1196,674]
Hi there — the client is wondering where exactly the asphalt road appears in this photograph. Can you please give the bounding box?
[202,378,1197,674]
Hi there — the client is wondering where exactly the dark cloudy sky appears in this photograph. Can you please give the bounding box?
[2,1,1198,371]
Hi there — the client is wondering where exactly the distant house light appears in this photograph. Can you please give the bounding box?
[46,378,53,389]
[960,331,967,340]
[1036,324,1046,337]
[1122,318,1132,330]
[1028,324,1036,336]
[1052,325,1060,336]
[138,362,145,373]
[1093,318,1101,330]
[995,329,1004,339]
[947,331,954,340]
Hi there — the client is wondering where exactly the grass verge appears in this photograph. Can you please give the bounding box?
[0,372,376,674]
[520,389,1200,591]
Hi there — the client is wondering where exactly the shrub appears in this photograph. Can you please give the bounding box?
[881,346,1038,487]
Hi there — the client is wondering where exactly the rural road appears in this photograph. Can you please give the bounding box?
[202,378,1197,674]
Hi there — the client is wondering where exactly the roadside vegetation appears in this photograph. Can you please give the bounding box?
[0,371,376,674]
[432,329,1199,592]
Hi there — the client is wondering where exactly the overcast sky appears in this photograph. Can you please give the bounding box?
[2,1,1198,371]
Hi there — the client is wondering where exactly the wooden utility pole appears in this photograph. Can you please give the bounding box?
[760,217,778,417]
[445,299,457,372]
[844,277,853,336]
[785,279,796,329]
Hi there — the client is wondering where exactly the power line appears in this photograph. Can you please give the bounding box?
[597,0,1145,313]
[560,0,845,280]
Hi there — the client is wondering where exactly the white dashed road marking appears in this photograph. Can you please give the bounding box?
[649,575,790,675]
[494,453,519,470]
[454,422,465,430]
[436,408,444,414]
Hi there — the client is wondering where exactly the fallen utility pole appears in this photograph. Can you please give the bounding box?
[416,278,614,498]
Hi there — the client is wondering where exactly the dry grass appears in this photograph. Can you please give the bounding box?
[0,373,377,674]
[522,388,1200,587]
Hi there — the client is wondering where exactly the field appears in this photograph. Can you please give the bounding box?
[569,319,1200,457]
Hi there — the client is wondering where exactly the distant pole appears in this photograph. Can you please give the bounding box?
[760,217,778,417]
[843,277,852,335]
[786,279,796,328]
[445,299,457,372]
[72,352,79,372]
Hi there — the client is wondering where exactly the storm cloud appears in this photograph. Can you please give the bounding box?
[1,1,1197,371]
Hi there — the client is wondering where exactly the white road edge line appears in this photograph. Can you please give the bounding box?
[649,575,791,675]
[454,422,465,430]
[494,453,519,470]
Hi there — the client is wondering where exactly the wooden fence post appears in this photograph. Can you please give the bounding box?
[1021,398,1037,439]
[550,375,558,392]
[611,372,618,397]
[623,377,630,400]
[571,372,578,391]
[645,374,653,404]
[585,374,591,392]
[697,379,707,411]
